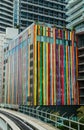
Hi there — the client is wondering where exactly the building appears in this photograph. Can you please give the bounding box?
[0,33,6,103]
[3,23,79,106]
[66,0,84,31]
[66,0,84,105]
[0,0,67,32]
[0,28,18,103]
[18,0,67,32]
[13,0,19,27]
[0,0,13,33]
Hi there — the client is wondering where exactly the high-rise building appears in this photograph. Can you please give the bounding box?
[18,0,67,32]
[66,0,84,32]
[3,23,79,106]
[0,0,67,32]
[0,0,13,33]
[66,0,84,105]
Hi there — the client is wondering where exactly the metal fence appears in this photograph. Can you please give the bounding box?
[19,106,84,130]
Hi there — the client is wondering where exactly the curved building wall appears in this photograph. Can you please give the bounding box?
[0,0,13,32]
[66,0,84,31]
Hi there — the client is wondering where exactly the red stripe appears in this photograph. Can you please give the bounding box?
[48,44,50,105]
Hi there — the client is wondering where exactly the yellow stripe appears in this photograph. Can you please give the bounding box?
[43,42,44,105]
[46,27,48,36]
[34,25,37,105]
[46,43,48,105]
[38,42,40,105]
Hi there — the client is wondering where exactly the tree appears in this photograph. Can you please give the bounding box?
[77,106,84,118]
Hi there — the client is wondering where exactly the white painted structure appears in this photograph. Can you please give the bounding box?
[0,113,20,130]
[0,28,18,103]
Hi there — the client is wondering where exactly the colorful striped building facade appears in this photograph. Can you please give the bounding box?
[4,23,79,106]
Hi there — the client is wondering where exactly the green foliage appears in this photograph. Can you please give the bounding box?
[77,106,84,118]
[50,111,60,121]
[57,106,84,130]
[80,118,84,123]
[58,120,78,130]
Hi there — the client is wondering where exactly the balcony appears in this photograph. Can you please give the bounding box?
[21,9,66,22]
[21,1,66,13]
[78,46,84,50]
[79,87,84,89]
[40,0,66,6]
[80,95,84,97]
[79,70,84,73]
[78,54,84,58]
[0,21,12,26]
[66,1,84,15]
[78,78,84,81]
[66,0,82,8]
[66,8,84,22]
[0,3,13,9]
[66,15,84,29]
[0,12,13,18]
[0,7,13,14]
[76,26,84,34]
[3,0,13,4]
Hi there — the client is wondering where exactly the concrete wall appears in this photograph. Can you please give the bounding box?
[0,118,7,130]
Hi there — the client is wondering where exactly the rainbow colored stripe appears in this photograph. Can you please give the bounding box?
[4,23,79,105]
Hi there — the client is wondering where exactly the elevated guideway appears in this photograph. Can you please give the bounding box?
[0,107,84,130]
[0,108,57,130]
[0,113,20,130]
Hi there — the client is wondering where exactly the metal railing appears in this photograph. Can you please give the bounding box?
[19,106,84,130]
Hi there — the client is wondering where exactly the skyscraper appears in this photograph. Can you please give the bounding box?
[0,0,13,32]
[18,0,67,31]
[0,0,67,32]
[66,0,84,31]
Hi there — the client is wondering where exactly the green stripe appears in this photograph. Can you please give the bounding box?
[40,42,43,105]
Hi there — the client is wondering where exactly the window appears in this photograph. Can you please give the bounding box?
[30,52,33,58]
[30,70,33,75]
[30,44,33,50]
[30,78,33,84]
[30,61,33,66]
